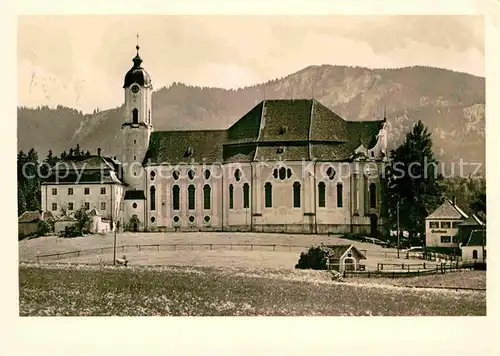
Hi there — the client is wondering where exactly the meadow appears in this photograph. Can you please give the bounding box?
[19,231,410,270]
[19,263,486,316]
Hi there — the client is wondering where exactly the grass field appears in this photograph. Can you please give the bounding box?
[19,232,421,270]
[19,263,486,316]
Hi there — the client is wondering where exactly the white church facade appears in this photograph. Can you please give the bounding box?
[42,44,390,236]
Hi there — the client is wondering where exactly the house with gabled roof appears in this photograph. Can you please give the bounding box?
[324,244,367,272]
[41,42,391,235]
[425,197,469,247]
[461,229,486,262]
[18,210,54,238]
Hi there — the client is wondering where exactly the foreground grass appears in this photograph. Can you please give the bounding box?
[19,264,485,316]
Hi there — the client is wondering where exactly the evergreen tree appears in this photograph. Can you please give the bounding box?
[385,120,444,244]
[17,186,26,216]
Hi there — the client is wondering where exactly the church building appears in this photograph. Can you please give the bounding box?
[42,43,390,236]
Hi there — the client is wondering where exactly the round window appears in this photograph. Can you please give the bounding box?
[188,215,195,223]
[172,170,180,180]
[173,216,180,223]
[204,170,211,179]
[151,216,155,223]
[132,203,137,209]
[188,170,196,180]
[204,215,210,223]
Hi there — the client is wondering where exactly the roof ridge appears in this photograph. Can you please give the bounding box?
[252,100,266,161]
[308,99,314,160]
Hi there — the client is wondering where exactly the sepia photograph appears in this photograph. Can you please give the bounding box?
[16,13,488,318]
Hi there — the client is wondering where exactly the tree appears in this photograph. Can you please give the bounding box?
[385,120,444,244]
[74,206,90,234]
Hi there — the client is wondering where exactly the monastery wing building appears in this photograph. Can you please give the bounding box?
[42,44,390,236]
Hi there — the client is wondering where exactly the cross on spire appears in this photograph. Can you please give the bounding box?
[136,33,140,54]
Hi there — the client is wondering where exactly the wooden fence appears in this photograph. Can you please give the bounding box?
[344,262,465,278]
[33,243,369,262]
[34,243,305,261]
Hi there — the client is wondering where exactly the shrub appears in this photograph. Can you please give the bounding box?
[295,245,333,270]
[37,220,52,237]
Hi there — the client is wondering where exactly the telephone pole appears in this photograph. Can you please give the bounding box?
[397,201,400,259]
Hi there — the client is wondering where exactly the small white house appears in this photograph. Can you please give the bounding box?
[325,244,367,272]
[425,198,468,247]
[461,229,486,262]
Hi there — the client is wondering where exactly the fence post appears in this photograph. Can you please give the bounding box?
[392,271,395,278]
[157,245,159,251]
[402,263,404,269]
[417,270,419,277]
[407,264,410,272]
[138,245,141,252]
[423,262,426,269]
[191,244,193,251]
[174,244,176,251]
[273,245,276,252]
[210,244,213,251]
[251,245,253,251]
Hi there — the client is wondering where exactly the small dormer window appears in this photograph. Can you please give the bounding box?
[279,126,288,135]
[277,147,285,154]
[184,147,193,157]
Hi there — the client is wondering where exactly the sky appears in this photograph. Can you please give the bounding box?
[17,15,484,114]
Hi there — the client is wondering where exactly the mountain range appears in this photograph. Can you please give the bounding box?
[17,65,485,174]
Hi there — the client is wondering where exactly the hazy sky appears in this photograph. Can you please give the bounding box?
[17,15,484,113]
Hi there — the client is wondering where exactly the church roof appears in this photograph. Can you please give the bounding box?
[144,99,385,164]
[144,130,227,165]
[426,199,469,220]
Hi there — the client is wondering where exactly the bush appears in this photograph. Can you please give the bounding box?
[37,220,52,237]
[295,245,333,270]
[63,225,82,238]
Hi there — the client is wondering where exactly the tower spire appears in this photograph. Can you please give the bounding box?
[132,33,143,68]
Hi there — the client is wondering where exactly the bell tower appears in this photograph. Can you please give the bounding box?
[121,34,153,189]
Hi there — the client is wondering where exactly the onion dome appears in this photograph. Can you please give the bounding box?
[123,39,152,88]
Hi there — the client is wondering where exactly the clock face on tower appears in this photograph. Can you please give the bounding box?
[131,85,140,94]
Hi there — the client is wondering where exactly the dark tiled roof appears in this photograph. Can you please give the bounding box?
[144,130,227,165]
[123,55,152,88]
[457,215,484,227]
[254,144,310,161]
[227,102,263,144]
[310,101,349,142]
[43,155,124,185]
[124,190,146,200]
[145,99,384,164]
[258,100,312,142]
[463,229,486,246]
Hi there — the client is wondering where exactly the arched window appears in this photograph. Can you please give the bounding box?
[229,184,234,209]
[172,185,180,210]
[472,250,478,259]
[337,183,343,208]
[132,108,138,124]
[150,186,156,211]
[203,184,211,210]
[369,183,377,209]
[279,167,286,180]
[188,185,196,210]
[243,183,250,209]
[318,182,326,208]
[234,169,242,182]
[265,182,273,208]
[293,182,301,208]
